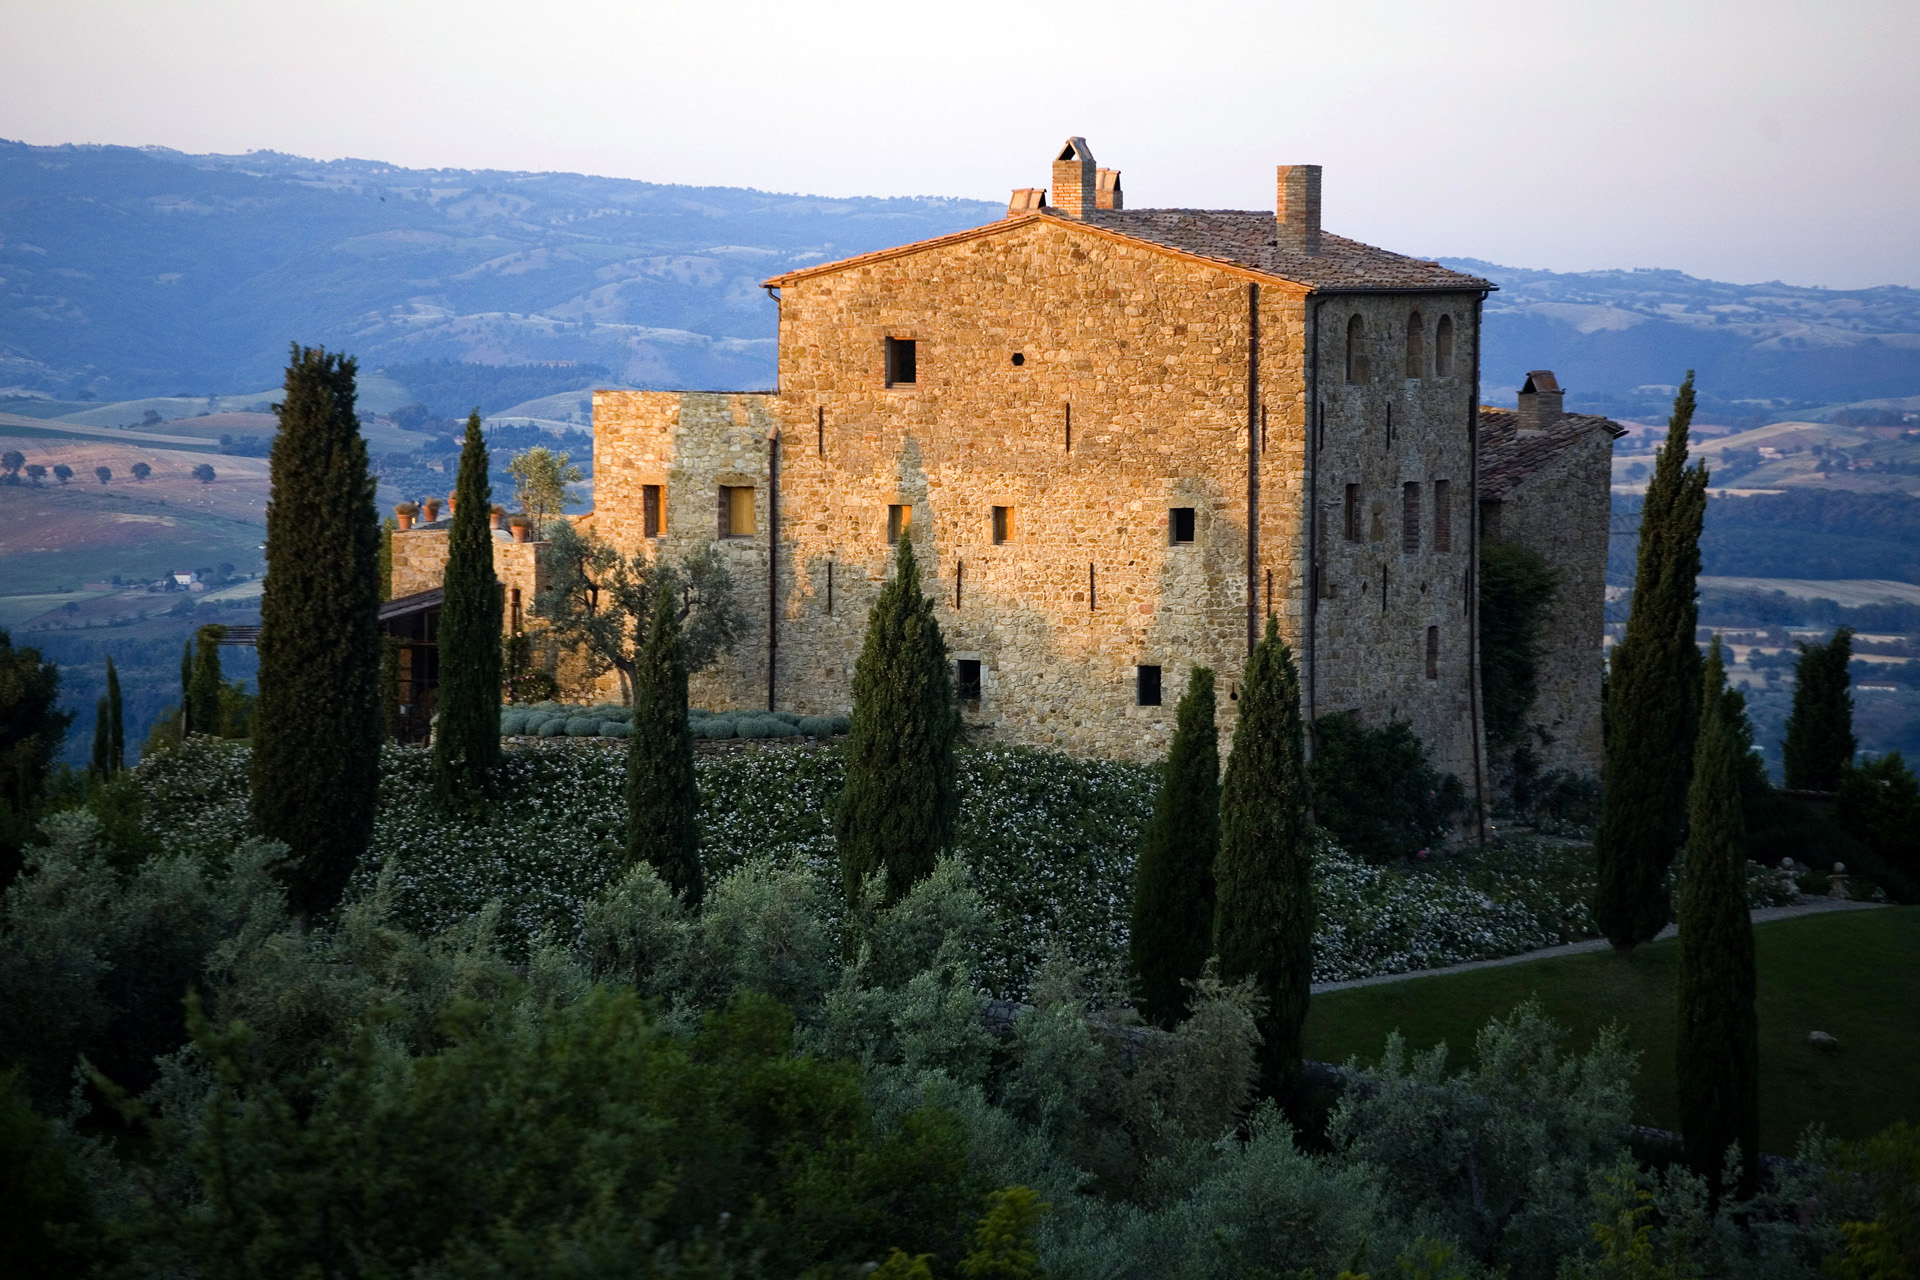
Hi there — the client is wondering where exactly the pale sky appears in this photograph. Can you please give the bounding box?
[5,0,1918,289]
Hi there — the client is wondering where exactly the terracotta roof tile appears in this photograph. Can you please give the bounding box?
[1478,407,1627,501]
[1078,209,1492,291]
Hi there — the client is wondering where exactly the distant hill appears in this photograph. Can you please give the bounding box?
[4,139,1918,422]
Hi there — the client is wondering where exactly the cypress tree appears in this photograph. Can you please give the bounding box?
[253,344,383,923]
[1675,637,1760,1196]
[1595,373,1710,954]
[1129,665,1220,1029]
[189,624,226,737]
[836,536,959,908]
[1214,615,1314,1097]
[105,657,123,772]
[432,410,503,804]
[627,579,702,906]
[90,697,110,779]
[1783,626,1855,791]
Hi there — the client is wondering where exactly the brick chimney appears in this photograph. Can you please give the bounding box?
[1095,168,1122,210]
[1516,371,1564,432]
[1275,165,1322,255]
[1006,188,1048,217]
[1052,138,1096,219]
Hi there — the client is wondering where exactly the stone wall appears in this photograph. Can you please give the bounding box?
[589,217,1485,776]
[1484,428,1613,777]
[389,524,546,628]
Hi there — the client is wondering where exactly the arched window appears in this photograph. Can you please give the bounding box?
[1345,314,1367,384]
[1405,310,1425,379]
[1435,314,1455,377]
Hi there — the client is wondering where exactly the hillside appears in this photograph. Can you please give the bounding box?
[5,140,1919,422]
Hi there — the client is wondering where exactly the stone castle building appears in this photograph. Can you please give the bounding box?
[391,140,1619,800]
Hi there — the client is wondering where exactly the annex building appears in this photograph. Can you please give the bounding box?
[392,139,1621,806]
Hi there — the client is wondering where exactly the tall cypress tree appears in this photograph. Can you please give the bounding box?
[1783,626,1855,791]
[627,579,701,906]
[1595,373,1710,954]
[90,697,111,779]
[253,345,383,924]
[836,537,959,908]
[1676,637,1760,1196]
[105,657,123,772]
[189,624,226,737]
[432,410,503,804]
[1214,616,1313,1097]
[1130,665,1220,1029]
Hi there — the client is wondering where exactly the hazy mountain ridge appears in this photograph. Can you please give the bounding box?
[4,140,1919,419]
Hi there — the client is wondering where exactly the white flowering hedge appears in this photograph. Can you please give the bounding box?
[127,737,1780,997]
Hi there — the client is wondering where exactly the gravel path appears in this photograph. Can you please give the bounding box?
[1312,897,1888,994]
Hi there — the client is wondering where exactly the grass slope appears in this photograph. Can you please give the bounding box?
[1304,907,1920,1150]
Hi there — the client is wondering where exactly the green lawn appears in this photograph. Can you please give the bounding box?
[1304,907,1920,1151]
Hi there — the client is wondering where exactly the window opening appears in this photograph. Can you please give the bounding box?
[887,503,911,545]
[1433,480,1452,552]
[884,337,917,387]
[1011,352,1025,367]
[816,406,825,457]
[1136,665,1163,707]
[956,658,982,702]
[992,505,1013,544]
[510,587,521,633]
[1406,311,1425,378]
[1343,484,1360,541]
[719,486,754,538]
[1345,313,1367,383]
[642,484,663,538]
[1435,314,1455,376]
[1401,482,1420,554]
[955,558,963,610]
[1089,563,1096,610]
[827,559,834,615]
[1065,403,1072,453]
[1380,563,1388,610]
[1169,507,1196,545]
[1426,626,1440,679]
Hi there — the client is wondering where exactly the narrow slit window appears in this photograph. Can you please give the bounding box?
[884,337,917,387]
[719,485,754,538]
[1405,310,1425,378]
[1433,479,1451,552]
[1345,313,1367,384]
[956,659,982,702]
[1401,481,1421,554]
[1435,314,1455,376]
[642,484,663,538]
[1426,626,1440,679]
[992,505,1012,544]
[1343,484,1361,541]
[887,503,910,545]
[1136,664,1162,707]
[1169,507,1196,545]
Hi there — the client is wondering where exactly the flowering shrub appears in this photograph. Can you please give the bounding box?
[124,737,1793,998]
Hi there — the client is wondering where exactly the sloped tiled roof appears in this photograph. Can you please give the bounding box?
[1478,407,1627,501]
[1079,210,1491,291]
[764,209,1493,292]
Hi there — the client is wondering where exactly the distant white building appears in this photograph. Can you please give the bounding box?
[171,570,197,587]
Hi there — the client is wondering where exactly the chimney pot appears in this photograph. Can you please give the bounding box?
[1516,371,1564,432]
[1051,137,1096,219]
[1094,168,1122,211]
[1006,188,1048,217]
[1275,165,1323,255]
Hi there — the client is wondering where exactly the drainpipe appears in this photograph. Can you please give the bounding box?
[767,426,779,712]
[1246,282,1260,656]
[1467,290,1489,843]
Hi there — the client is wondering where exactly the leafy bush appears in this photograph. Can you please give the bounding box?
[1311,712,1467,863]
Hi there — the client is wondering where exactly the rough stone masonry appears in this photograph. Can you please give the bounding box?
[395,138,1618,805]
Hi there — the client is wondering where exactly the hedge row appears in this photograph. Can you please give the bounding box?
[498,703,851,742]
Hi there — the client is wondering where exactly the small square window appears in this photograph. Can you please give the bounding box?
[643,484,663,538]
[1169,507,1196,545]
[719,485,754,538]
[885,337,917,387]
[1137,664,1163,706]
[956,658,982,702]
[992,505,1013,544]
[887,503,912,544]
